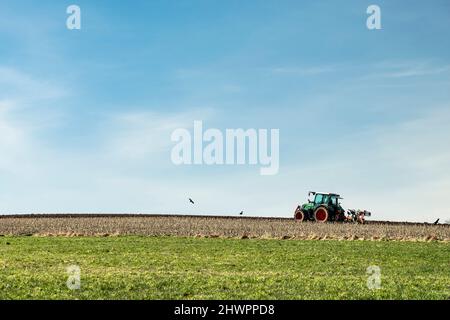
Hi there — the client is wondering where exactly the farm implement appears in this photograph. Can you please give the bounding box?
[294,191,371,223]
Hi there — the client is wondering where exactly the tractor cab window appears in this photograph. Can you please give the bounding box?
[330,196,338,206]
[314,194,324,204]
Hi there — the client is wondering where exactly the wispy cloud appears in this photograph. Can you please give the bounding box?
[0,100,23,140]
[0,66,68,175]
[270,65,336,76]
[0,67,67,102]
[376,61,450,78]
[0,100,28,158]
[103,108,214,160]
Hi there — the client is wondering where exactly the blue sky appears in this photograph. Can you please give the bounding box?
[0,0,449,222]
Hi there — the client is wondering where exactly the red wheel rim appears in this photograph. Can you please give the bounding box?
[294,210,304,221]
[315,208,328,222]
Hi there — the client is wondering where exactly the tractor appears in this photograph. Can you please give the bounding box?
[294,191,371,223]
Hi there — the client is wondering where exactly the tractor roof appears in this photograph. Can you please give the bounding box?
[309,191,342,197]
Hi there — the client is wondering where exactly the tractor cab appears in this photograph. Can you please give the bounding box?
[309,192,342,206]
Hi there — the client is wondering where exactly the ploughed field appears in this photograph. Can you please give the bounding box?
[0,214,449,241]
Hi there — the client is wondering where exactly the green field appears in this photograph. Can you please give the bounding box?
[0,236,448,299]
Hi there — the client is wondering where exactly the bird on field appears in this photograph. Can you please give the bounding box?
[433,218,439,225]
[189,198,195,205]
[239,211,243,216]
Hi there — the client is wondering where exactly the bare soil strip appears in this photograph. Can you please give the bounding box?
[0,214,448,241]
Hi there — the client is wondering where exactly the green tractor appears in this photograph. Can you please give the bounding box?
[294,191,347,223]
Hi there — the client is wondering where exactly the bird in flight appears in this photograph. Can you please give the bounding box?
[189,198,195,205]
[239,211,243,216]
[433,218,439,225]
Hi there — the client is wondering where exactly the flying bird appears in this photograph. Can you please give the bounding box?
[239,211,243,216]
[189,198,195,205]
[433,218,439,225]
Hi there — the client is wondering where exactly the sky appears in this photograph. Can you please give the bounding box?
[0,0,449,222]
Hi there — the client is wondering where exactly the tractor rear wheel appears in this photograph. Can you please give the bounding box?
[294,207,305,221]
[314,207,329,223]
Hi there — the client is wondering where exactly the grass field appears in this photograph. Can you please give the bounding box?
[0,236,448,299]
